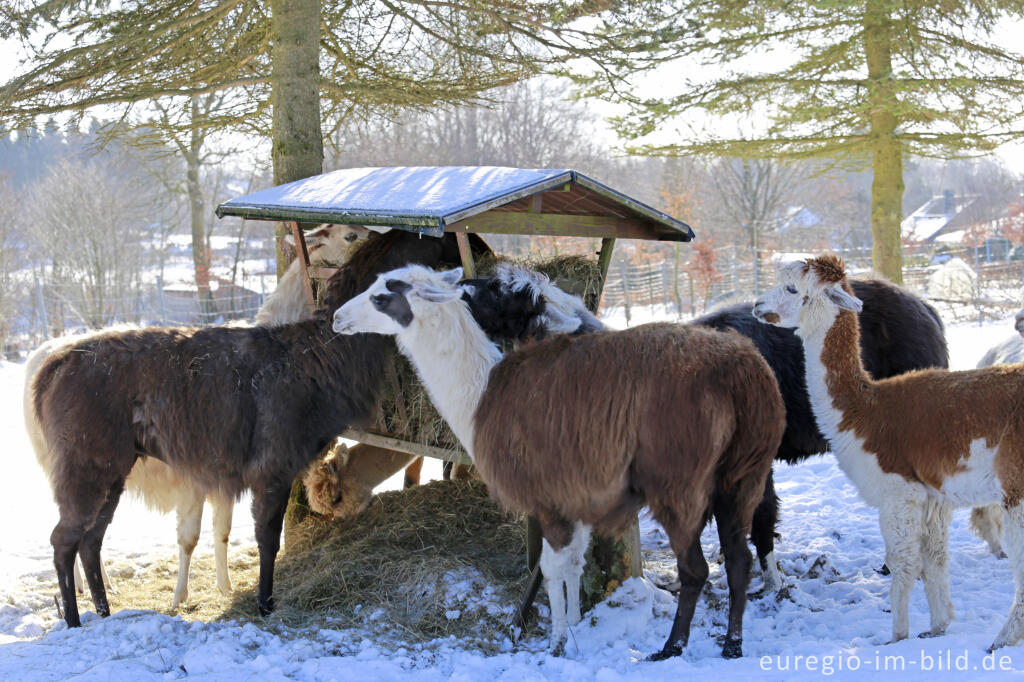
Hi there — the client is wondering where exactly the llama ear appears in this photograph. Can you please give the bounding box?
[826,286,863,312]
[440,268,463,286]
[417,285,463,303]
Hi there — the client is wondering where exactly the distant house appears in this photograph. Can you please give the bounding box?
[901,190,978,243]
[775,206,822,232]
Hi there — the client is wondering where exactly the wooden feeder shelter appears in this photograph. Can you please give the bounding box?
[217,166,694,601]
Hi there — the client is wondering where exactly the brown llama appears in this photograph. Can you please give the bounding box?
[303,442,419,518]
[31,229,483,628]
[753,254,1024,650]
[332,265,786,659]
[23,224,398,609]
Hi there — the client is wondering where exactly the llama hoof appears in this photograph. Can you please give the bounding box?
[721,637,743,659]
[996,550,1008,560]
[646,643,683,661]
[918,628,946,639]
[217,585,232,596]
[257,597,275,617]
[876,564,890,576]
[548,638,566,657]
[656,579,681,594]
[748,585,773,600]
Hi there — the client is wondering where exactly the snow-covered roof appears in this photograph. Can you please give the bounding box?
[216,166,693,242]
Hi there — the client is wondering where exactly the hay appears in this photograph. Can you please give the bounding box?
[103,547,260,625]
[272,479,528,643]
[370,254,604,450]
[107,480,528,647]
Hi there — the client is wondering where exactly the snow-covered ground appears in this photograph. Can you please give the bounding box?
[3,308,1024,680]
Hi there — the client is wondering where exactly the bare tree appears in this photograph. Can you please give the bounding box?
[27,157,156,329]
[709,158,803,292]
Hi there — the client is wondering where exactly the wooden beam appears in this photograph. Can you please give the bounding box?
[290,221,315,308]
[341,429,473,466]
[594,237,616,312]
[455,231,477,278]
[448,213,658,240]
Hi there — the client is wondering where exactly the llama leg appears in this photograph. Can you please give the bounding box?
[919,499,954,637]
[172,489,204,609]
[52,518,86,627]
[212,496,234,595]
[716,501,755,658]
[539,537,569,655]
[537,516,575,655]
[77,478,125,619]
[649,534,707,661]
[990,504,1024,650]
[404,456,424,489]
[76,554,113,595]
[564,523,592,627]
[252,481,292,617]
[971,505,1006,558]
[879,498,925,642]
[74,557,85,595]
[750,469,782,595]
[100,557,113,593]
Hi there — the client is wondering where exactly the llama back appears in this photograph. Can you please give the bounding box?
[472,323,782,527]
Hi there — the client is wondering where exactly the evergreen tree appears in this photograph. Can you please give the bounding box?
[577,0,1024,281]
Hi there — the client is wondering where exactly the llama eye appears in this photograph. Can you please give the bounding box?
[371,294,390,310]
[344,232,359,242]
[785,285,797,294]
[332,493,343,506]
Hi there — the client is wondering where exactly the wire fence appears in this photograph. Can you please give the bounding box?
[4,242,1022,360]
[600,243,1024,327]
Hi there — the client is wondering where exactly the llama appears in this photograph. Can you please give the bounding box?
[970,303,1024,557]
[303,442,418,518]
[752,254,1024,650]
[693,279,948,590]
[31,229,478,628]
[332,265,785,659]
[462,265,950,592]
[23,223,377,609]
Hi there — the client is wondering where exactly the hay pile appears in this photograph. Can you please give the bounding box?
[371,254,603,450]
[273,479,528,642]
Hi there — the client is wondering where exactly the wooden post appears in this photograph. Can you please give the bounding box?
[290,221,315,308]
[581,234,644,608]
[455,232,477,278]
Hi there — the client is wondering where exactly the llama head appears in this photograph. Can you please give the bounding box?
[460,263,603,342]
[1015,305,1024,337]
[333,265,464,336]
[283,224,378,266]
[753,254,863,329]
[303,444,372,519]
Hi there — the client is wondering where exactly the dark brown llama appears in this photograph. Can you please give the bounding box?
[32,230,486,627]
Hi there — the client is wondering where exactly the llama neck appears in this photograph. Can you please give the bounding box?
[796,301,873,438]
[396,302,503,459]
[255,260,312,326]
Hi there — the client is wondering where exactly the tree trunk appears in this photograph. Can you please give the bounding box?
[186,101,214,324]
[271,0,323,546]
[270,0,323,279]
[864,0,904,284]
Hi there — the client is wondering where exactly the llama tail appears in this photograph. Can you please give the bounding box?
[720,353,786,504]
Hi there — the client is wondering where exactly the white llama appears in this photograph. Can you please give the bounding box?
[753,254,1024,650]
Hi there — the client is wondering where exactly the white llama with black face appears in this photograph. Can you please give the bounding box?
[754,255,1024,651]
